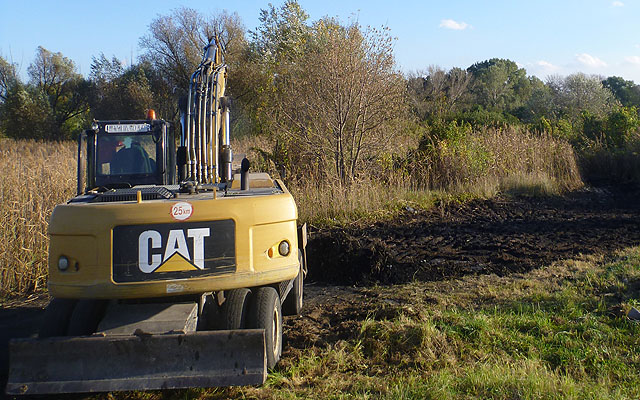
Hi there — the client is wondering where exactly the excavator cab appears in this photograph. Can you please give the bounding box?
[77,119,176,193]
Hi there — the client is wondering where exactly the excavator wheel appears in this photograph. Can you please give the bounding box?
[282,260,304,316]
[67,299,109,336]
[38,298,77,338]
[249,287,282,368]
[222,288,252,330]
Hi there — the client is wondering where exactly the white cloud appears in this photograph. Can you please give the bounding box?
[439,19,470,30]
[575,53,607,68]
[527,60,563,79]
[536,60,559,70]
[612,1,624,6]
[625,56,640,65]
[532,60,562,75]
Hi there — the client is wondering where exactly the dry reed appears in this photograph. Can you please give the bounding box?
[412,126,583,194]
[249,127,583,225]
[0,139,76,297]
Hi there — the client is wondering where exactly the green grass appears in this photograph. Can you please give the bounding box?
[215,248,640,399]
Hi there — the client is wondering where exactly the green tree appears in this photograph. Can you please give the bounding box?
[602,76,640,107]
[467,58,531,112]
[0,56,20,136]
[605,106,639,148]
[250,0,310,65]
[0,82,53,139]
[27,46,90,139]
[231,0,310,138]
[89,57,154,120]
[515,76,556,123]
[0,56,18,104]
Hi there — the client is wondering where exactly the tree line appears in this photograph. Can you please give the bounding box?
[1,1,639,183]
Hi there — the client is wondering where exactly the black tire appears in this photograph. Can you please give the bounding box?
[197,294,222,331]
[222,288,252,330]
[249,287,282,369]
[282,261,304,316]
[67,299,109,336]
[38,298,77,338]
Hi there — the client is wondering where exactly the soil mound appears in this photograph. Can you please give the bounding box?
[306,187,640,285]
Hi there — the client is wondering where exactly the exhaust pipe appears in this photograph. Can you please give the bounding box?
[241,158,250,190]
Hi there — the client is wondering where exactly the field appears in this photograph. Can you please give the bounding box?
[1,138,640,399]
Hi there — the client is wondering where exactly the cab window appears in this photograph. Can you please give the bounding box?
[97,134,157,176]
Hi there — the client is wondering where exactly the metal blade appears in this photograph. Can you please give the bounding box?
[6,330,266,395]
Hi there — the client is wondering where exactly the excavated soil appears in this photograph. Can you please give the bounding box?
[306,186,640,285]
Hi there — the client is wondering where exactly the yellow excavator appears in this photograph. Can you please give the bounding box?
[6,38,306,395]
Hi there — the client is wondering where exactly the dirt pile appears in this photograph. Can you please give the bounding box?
[306,187,640,285]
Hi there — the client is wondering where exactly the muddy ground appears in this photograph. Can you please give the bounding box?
[2,186,640,397]
[307,186,640,285]
[286,186,640,350]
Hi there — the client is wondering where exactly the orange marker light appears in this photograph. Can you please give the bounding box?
[146,109,157,120]
[268,248,274,258]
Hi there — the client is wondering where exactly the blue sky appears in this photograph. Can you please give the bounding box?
[1,0,639,82]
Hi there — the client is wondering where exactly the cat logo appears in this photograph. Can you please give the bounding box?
[138,228,210,273]
[112,220,236,283]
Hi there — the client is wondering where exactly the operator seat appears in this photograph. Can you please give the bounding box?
[111,143,154,174]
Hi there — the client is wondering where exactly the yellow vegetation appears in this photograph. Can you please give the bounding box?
[0,139,75,296]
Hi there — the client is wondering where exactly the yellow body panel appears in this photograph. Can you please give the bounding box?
[48,180,299,299]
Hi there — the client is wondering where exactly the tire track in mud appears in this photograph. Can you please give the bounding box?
[306,187,640,285]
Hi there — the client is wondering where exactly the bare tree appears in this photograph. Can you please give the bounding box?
[139,7,246,92]
[447,67,471,108]
[547,73,619,121]
[407,66,471,119]
[274,20,406,182]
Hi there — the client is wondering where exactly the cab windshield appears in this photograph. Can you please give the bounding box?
[96,134,157,176]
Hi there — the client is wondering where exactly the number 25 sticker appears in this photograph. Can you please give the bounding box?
[171,202,193,221]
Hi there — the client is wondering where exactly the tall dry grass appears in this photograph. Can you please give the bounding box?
[237,127,583,225]
[0,139,76,297]
[411,126,583,194]
[1,128,582,296]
